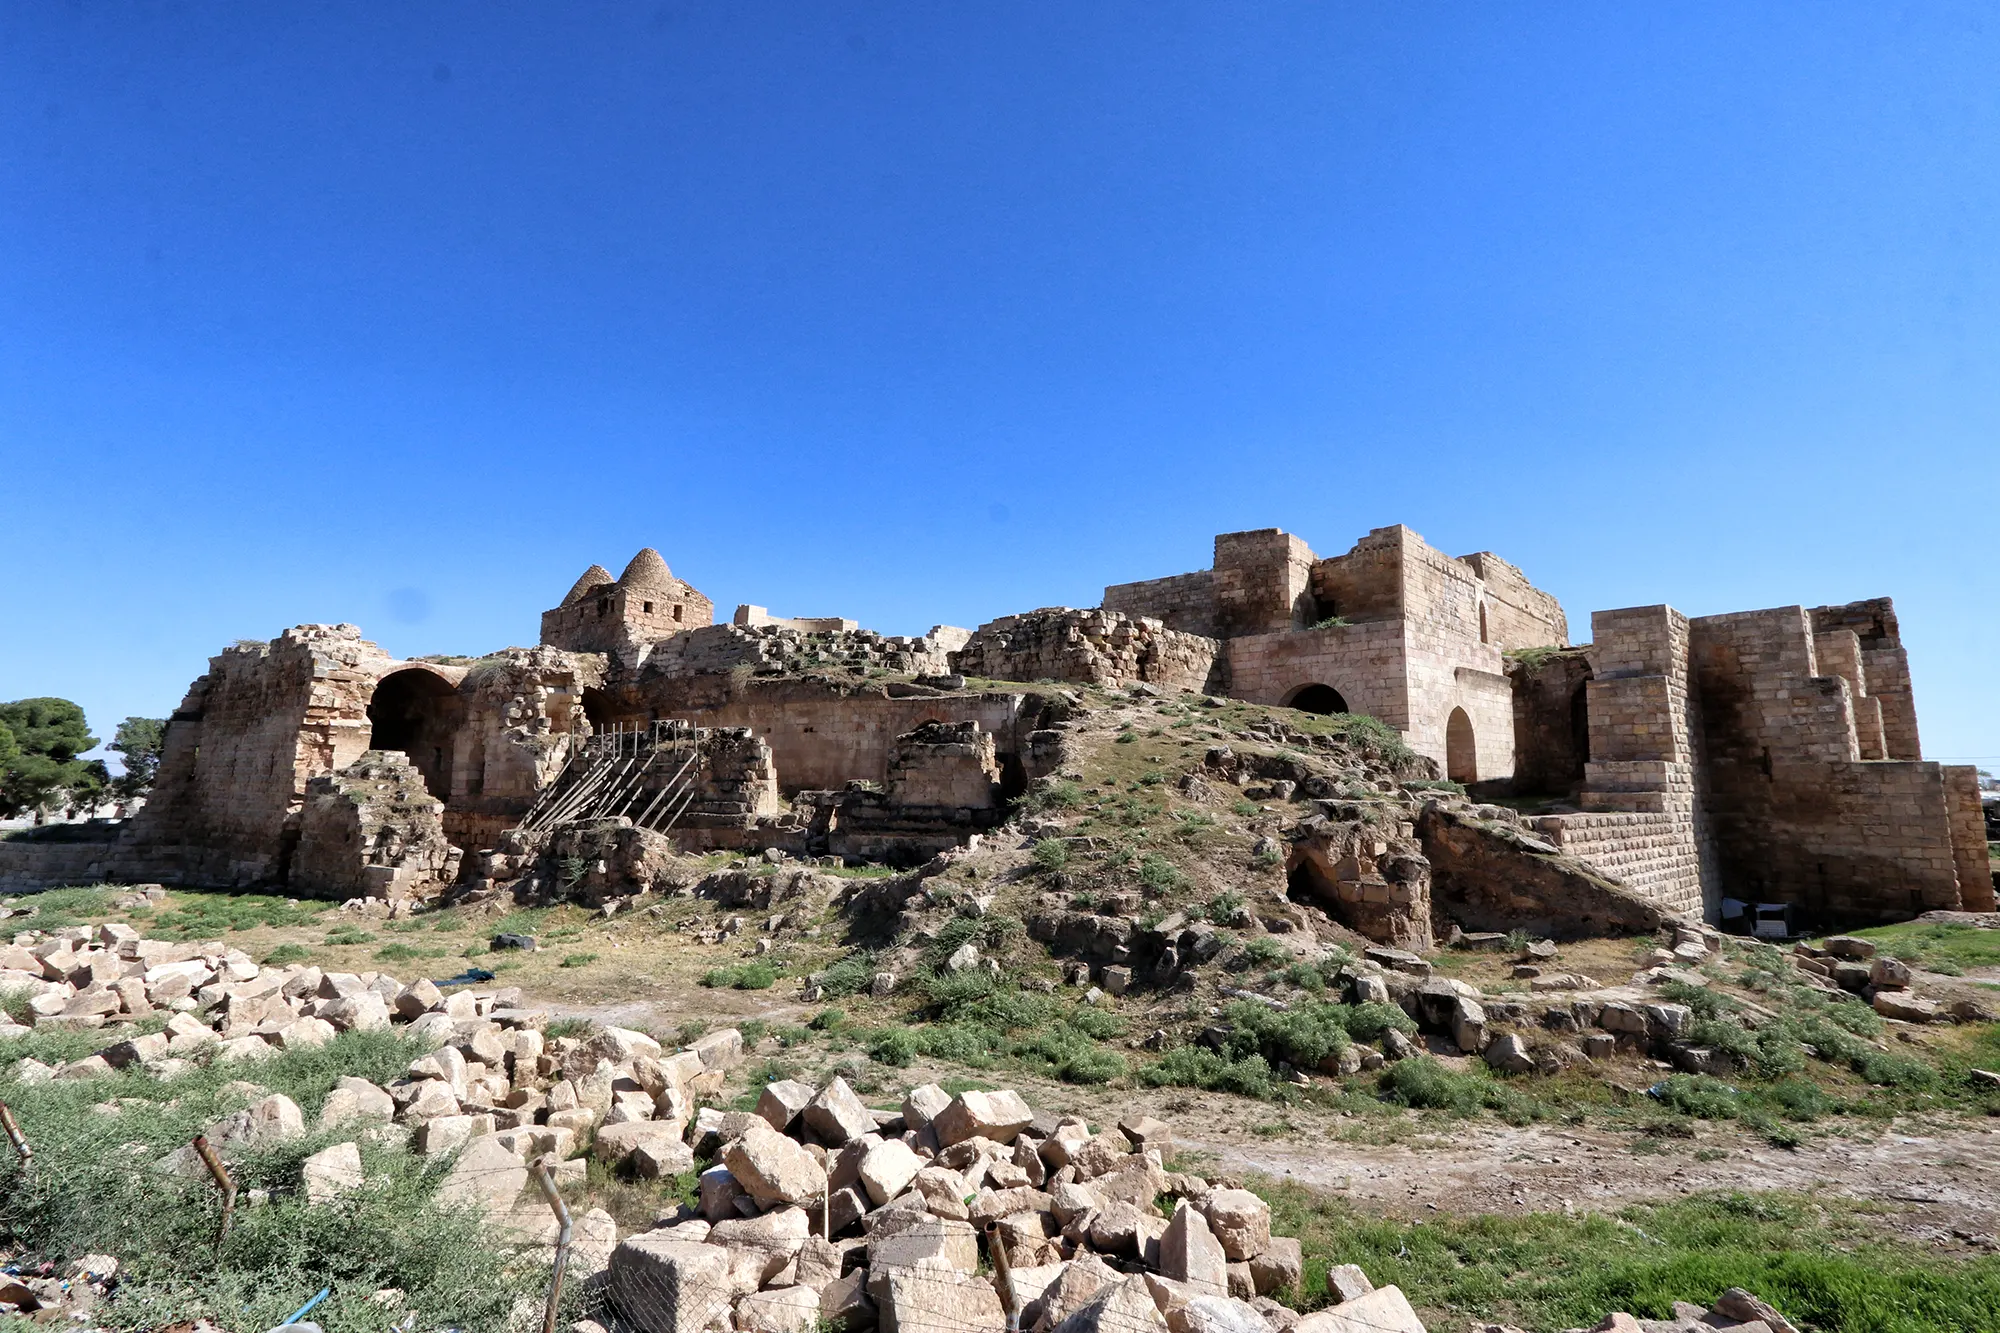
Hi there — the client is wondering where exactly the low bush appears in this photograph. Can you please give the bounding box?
[1032,838,1072,873]
[701,962,777,989]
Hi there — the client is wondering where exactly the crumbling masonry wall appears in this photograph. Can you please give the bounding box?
[952,608,1225,695]
[292,750,460,901]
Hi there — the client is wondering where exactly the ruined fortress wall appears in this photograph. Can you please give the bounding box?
[952,608,1224,695]
[1101,571,1217,638]
[1211,529,1317,638]
[1508,650,1592,795]
[1308,527,1407,624]
[1225,621,1409,726]
[1543,606,1717,918]
[1456,551,1570,651]
[1531,812,1705,917]
[0,838,118,893]
[1690,606,1962,919]
[1810,598,1921,759]
[120,626,390,887]
[1943,764,1997,912]
[1397,532,1515,781]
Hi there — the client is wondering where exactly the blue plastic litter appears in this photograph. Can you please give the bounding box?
[284,1287,330,1324]
[432,966,497,988]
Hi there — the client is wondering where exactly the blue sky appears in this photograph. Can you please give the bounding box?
[1,3,1994,762]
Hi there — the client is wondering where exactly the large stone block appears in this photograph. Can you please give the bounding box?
[607,1234,734,1333]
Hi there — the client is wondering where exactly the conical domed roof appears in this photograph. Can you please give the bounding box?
[561,564,616,607]
[618,548,676,592]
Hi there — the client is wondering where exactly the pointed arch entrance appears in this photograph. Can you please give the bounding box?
[1445,706,1477,783]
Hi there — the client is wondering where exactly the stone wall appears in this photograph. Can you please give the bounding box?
[1943,765,1996,912]
[1810,598,1920,759]
[1226,621,1408,723]
[118,624,392,888]
[951,608,1225,695]
[540,548,714,658]
[1507,649,1593,795]
[291,750,460,901]
[1530,812,1706,918]
[885,721,1002,810]
[0,835,119,893]
[592,674,1040,796]
[1418,804,1673,937]
[1100,570,1217,637]
[643,624,957,679]
[1213,529,1318,637]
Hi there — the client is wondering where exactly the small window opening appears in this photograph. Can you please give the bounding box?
[673,604,683,622]
[643,601,654,613]
[1479,602,1489,644]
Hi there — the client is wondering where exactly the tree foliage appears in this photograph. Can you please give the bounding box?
[0,697,106,819]
[109,716,167,797]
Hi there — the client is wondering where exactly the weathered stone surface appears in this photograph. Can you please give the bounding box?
[869,1218,980,1298]
[1169,1296,1272,1333]
[711,1206,813,1284]
[435,1135,529,1219]
[1248,1236,1301,1295]
[726,1121,830,1206]
[804,1076,876,1146]
[1873,991,1938,1022]
[1324,1265,1375,1304]
[881,1263,1004,1333]
[1039,1254,1122,1329]
[860,1137,925,1206]
[757,1079,819,1132]
[932,1090,1034,1147]
[301,1141,364,1203]
[595,1121,696,1176]
[738,1285,824,1333]
[321,991,391,1033]
[1713,1287,1800,1333]
[1201,1189,1271,1261]
[1293,1285,1424,1333]
[902,1083,951,1129]
[607,1234,734,1333]
[1055,1273,1168,1333]
[1160,1201,1229,1296]
[820,1270,879,1331]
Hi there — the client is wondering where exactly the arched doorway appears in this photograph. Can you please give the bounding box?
[368,669,461,800]
[1286,683,1349,715]
[1445,707,1477,783]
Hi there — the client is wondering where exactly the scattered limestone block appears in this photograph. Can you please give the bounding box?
[1159,1202,1228,1296]
[435,1135,529,1220]
[691,1027,743,1070]
[1039,1254,1121,1328]
[595,1120,695,1176]
[1118,1115,1172,1156]
[1822,936,1876,960]
[302,1141,365,1203]
[882,1262,1004,1333]
[1055,1272,1167,1333]
[726,1120,831,1207]
[609,1235,734,1333]
[710,1205,813,1284]
[1324,1265,1374,1304]
[758,1079,820,1132]
[869,1217,980,1298]
[1713,1288,1800,1333]
[1170,1296,1272,1333]
[805,1075,876,1146]
[1873,991,1938,1023]
[1201,1190,1271,1262]
[738,1285,824,1333]
[1249,1236,1301,1295]
[1293,1285,1425,1333]
[861,1137,925,1205]
[902,1083,951,1129]
[322,992,391,1032]
[933,1090,1034,1148]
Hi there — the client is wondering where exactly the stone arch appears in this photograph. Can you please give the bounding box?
[1284,683,1349,715]
[1445,706,1477,783]
[367,668,462,800]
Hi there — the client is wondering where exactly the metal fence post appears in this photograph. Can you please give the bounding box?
[532,1160,573,1333]
[191,1134,237,1244]
[0,1101,30,1171]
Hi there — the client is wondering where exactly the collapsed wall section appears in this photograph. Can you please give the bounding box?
[292,750,460,901]
[1534,606,1715,920]
[1690,603,1963,921]
[951,608,1225,695]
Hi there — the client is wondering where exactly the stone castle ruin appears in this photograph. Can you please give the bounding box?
[5,528,1987,931]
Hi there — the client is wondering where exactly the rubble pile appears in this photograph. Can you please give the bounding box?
[1789,933,1991,1025]
[600,1080,1428,1333]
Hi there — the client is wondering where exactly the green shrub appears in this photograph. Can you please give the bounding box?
[1650,1074,1742,1120]
[1032,838,1072,873]
[866,1028,919,1066]
[1140,1046,1277,1099]
[323,926,375,947]
[809,1007,846,1031]
[262,943,311,967]
[701,962,777,989]
[1138,854,1186,894]
[1342,1002,1418,1042]
[815,950,878,998]
[1380,1057,1487,1115]
[1240,936,1286,968]
[559,952,599,969]
[1205,891,1245,924]
[1020,779,1083,813]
